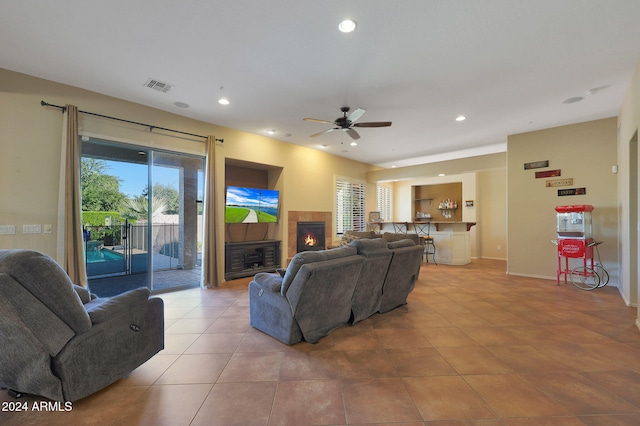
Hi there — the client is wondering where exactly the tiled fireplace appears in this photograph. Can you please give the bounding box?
[287,211,332,259]
[296,222,326,252]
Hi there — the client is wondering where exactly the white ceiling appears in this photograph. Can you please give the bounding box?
[2,1,640,168]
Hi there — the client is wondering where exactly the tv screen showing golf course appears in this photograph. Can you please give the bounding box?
[225,186,279,223]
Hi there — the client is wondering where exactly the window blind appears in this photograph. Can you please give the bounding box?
[336,179,366,234]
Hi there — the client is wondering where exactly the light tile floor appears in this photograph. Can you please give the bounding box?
[3,259,640,425]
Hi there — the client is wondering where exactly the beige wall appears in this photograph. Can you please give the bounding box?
[506,118,619,285]
[618,58,640,310]
[0,68,377,283]
[477,169,507,260]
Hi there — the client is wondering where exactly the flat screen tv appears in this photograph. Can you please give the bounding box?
[225,186,280,223]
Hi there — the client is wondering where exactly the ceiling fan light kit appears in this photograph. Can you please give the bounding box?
[304,106,392,141]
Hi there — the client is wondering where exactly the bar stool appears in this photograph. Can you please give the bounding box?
[392,222,409,233]
[414,222,437,264]
[367,222,381,233]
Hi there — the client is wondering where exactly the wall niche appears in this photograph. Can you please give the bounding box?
[225,158,283,242]
[413,182,462,221]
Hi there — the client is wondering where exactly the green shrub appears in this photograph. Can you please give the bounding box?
[82,211,133,226]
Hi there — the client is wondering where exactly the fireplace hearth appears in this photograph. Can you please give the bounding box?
[297,222,326,252]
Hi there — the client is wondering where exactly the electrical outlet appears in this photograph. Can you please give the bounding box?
[497,245,502,251]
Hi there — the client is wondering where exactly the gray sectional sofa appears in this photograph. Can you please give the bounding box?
[249,238,423,344]
[0,249,164,402]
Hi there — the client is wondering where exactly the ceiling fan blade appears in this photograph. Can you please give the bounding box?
[310,128,338,138]
[346,128,361,140]
[304,117,335,125]
[346,108,366,123]
[353,121,392,128]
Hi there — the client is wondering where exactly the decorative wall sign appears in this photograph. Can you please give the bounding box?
[558,187,586,196]
[535,169,561,178]
[546,178,573,187]
[524,160,549,170]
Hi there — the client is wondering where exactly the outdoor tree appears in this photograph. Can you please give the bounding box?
[150,183,180,214]
[119,183,178,220]
[80,158,125,211]
[120,195,168,221]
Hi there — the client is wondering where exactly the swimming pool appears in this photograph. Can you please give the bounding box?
[86,248,124,263]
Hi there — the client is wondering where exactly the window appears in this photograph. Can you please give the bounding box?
[376,184,393,222]
[336,178,366,235]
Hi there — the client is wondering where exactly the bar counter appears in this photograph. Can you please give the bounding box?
[368,221,477,265]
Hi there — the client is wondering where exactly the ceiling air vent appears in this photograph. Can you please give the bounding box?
[144,78,173,93]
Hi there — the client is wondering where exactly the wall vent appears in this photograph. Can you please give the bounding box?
[144,78,173,93]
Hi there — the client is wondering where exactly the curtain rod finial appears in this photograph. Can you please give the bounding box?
[216,138,224,143]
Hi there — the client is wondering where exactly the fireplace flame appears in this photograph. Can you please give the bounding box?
[304,234,317,246]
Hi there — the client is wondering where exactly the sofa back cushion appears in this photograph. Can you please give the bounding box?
[0,272,75,356]
[281,245,357,294]
[0,250,92,334]
[350,237,389,254]
[346,230,377,239]
[386,238,417,249]
[383,233,420,245]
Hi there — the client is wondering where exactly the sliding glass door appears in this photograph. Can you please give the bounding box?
[81,138,204,297]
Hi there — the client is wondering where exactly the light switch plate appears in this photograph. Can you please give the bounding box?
[23,224,42,234]
[0,225,16,235]
[43,224,53,234]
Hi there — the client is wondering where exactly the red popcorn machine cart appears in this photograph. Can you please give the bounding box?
[554,205,607,289]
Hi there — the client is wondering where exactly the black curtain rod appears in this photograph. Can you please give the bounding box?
[41,100,223,142]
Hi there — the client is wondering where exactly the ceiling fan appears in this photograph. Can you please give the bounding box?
[303,106,392,140]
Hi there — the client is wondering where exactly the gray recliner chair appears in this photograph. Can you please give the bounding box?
[0,249,164,402]
[249,245,364,344]
[349,238,393,324]
[379,239,424,313]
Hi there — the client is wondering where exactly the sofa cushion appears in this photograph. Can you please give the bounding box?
[383,232,420,244]
[86,287,151,324]
[350,237,389,254]
[253,272,283,292]
[339,230,375,246]
[346,230,377,239]
[282,245,357,294]
[387,239,417,249]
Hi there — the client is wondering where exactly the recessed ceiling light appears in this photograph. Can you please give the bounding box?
[338,19,357,33]
[350,141,358,146]
[562,96,584,104]
[267,129,276,135]
[174,102,189,108]
[455,115,466,122]
[438,173,446,177]
[218,97,230,105]
[320,144,328,149]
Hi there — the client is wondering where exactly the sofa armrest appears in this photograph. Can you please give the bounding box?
[73,284,93,304]
[86,287,151,324]
[252,272,283,292]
